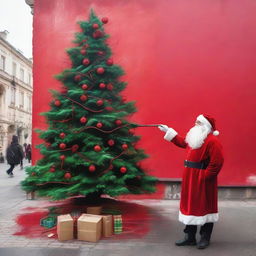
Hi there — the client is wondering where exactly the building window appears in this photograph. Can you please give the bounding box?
[11,87,15,104]
[20,68,24,81]
[28,95,32,112]
[12,62,17,76]
[28,73,31,86]
[0,55,6,71]
[20,91,24,107]
[0,86,4,112]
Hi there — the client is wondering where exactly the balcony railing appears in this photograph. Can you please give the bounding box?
[0,71,32,89]
[0,69,12,81]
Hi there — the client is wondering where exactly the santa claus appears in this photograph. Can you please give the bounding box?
[159,114,224,249]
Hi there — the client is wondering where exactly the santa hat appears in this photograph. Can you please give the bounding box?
[197,114,220,136]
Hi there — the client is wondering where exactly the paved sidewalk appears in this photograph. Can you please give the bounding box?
[0,161,256,256]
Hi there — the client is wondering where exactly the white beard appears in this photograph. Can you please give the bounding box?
[185,124,211,149]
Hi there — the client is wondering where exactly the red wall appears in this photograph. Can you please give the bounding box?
[33,0,256,186]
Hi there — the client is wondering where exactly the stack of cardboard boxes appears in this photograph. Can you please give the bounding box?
[57,206,114,242]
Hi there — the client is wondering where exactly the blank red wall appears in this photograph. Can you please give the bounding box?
[33,0,256,186]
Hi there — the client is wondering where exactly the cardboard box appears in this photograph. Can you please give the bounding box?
[86,206,102,215]
[57,214,74,241]
[77,214,102,242]
[79,213,112,237]
[102,215,113,237]
[26,191,35,200]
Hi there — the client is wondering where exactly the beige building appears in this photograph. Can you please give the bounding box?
[0,30,33,158]
[25,0,34,15]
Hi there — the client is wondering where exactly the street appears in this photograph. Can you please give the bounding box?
[0,161,256,256]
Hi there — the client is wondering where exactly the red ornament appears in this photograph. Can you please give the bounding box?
[61,87,68,94]
[82,39,87,43]
[101,17,108,24]
[82,58,90,66]
[96,100,104,106]
[80,116,87,123]
[96,122,103,128]
[89,164,96,172]
[120,167,127,173]
[64,172,72,179]
[108,139,115,146]
[106,58,113,66]
[115,120,122,126]
[94,145,101,152]
[93,30,103,39]
[81,84,88,90]
[31,172,36,176]
[96,67,105,74]
[107,84,113,90]
[80,94,88,101]
[80,49,86,55]
[105,106,113,112]
[92,23,99,29]
[99,83,106,89]
[97,51,104,56]
[59,143,66,150]
[122,144,128,150]
[45,142,51,148]
[49,167,55,173]
[60,155,66,160]
[59,132,66,139]
[54,100,61,106]
[74,75,82,82]
[129,129,135,134]
[71,144,79,152]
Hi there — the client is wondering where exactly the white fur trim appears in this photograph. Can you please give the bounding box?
[197,114,212,130]
[164,128,178,141]
[213,130,219,136]
[179,211,219,225]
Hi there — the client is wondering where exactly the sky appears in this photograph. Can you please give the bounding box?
[0,0,33,58]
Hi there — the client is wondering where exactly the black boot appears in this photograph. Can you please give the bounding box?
[175,225,197,246]
[197,223,213,249]
[197,234,210,249]
[175,233,197,246]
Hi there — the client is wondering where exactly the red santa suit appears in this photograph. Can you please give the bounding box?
[164,124,224,225]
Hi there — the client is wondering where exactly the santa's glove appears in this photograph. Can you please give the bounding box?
[158,124,169,132]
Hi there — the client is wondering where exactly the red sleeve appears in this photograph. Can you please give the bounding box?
[171,135,188,149]
[205,139,224,179]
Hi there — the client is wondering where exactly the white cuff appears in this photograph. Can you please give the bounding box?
[179,211,219,225]
[164,128,178,141]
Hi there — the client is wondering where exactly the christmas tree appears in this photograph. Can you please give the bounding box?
[22,10,157,200]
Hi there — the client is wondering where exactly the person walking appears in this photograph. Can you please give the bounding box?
[20,143,28,169]
[6,135,24,177]
[0,152,4,163]
[25,144,32,163]
[158,114,224,249]
[23,143,27,159]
